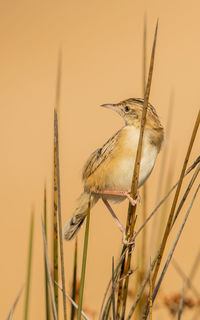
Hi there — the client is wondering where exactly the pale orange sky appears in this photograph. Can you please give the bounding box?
[0,1,199,319]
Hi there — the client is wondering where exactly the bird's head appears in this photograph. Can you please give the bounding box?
[101,98,162,129]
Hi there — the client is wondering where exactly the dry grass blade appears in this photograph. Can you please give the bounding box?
[135,156,200,239]
[149,260,153,320]
[126,255,157,320]
[172,163,200,227]
[44,185,50,320]
[71,237,78,320]
[56,282,90,320]
[152,109,200,288]
[23,211,34,320]
[6,286,24,320]
[100,157,200,319]
[144,184,200,318]
[112,257,116,320]
[42,217,58,320]
[99,248,128,319]
[54,107,67,320]
[140,10,147,277]
[151,93,174,251]
[120,21,158,319]
[77,196,91,319]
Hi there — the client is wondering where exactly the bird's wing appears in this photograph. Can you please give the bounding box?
[82,129,121,180]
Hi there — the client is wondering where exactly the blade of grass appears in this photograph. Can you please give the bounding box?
[126,255,157,320]
[23,211,34,320]
[100,156,199,319]
[77,195,91,319]
[144,184,200,318]
[71,238,78,320]
[7,286,24,320]
[120,21,158,319]
[112,257,116,320]
[149,260,153,320]
[44,185,50,320]
[55,106,67,320]
[42,217,58,320]
[172,162,200,227]
[141,10,147,274]
[150,93,174,253]
[56,282,90,320]
[136,16,148,318]
[126,183,200,320]
[135,156,200,239]
[152,109,200,289]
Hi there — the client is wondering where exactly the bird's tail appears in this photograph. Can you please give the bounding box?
[63,192,98,240]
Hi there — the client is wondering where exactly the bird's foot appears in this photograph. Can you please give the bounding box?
[94,189,141,206]
[122,230,136,247]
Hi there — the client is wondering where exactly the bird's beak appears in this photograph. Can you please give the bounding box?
[100,103,117,111]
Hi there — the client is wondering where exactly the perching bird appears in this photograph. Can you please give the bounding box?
[63,98,164,243]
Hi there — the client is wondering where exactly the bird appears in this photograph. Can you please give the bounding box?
[63,98,164,244]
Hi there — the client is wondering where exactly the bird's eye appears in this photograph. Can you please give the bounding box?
[124,106,130,112]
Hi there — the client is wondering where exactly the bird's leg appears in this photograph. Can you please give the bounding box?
[94,189,141,206]
[102,198,134,246]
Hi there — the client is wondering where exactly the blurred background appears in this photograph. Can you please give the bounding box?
[0,0,199,319]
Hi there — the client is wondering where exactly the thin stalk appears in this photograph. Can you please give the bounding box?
[71,238,78,320]
[149,261,153,320]
[120,21,158,319]
[44,185,50,320]
[23,211,34,320]
[137,16,147,318]
[55,107,67,320]
[56,282,90,320]
[112,257,116,320]
[151,93,174,253]
[77,196,91,319]
[53,49,62,315]
[100,156,200,319]
[42,218,58,320]
[141,11,147,273]
[135,156,200,238]
[172,162,200,227]
[152,109,200,289]
[144,184,200,318]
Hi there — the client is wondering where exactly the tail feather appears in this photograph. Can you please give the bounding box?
[63,192,98,240]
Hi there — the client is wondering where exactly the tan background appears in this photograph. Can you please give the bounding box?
[0,0,200,319]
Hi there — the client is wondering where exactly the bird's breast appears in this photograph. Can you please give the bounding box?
[103,126,159,190]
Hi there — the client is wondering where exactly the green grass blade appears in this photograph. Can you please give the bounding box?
[42,217,58,320]
[77,196,91,319]
[71,238,78,320]
[44,185,50,320]
[23,211,34,320]
[56,282,90,320]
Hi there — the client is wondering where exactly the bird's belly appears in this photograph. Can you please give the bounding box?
[104,144,158,192]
